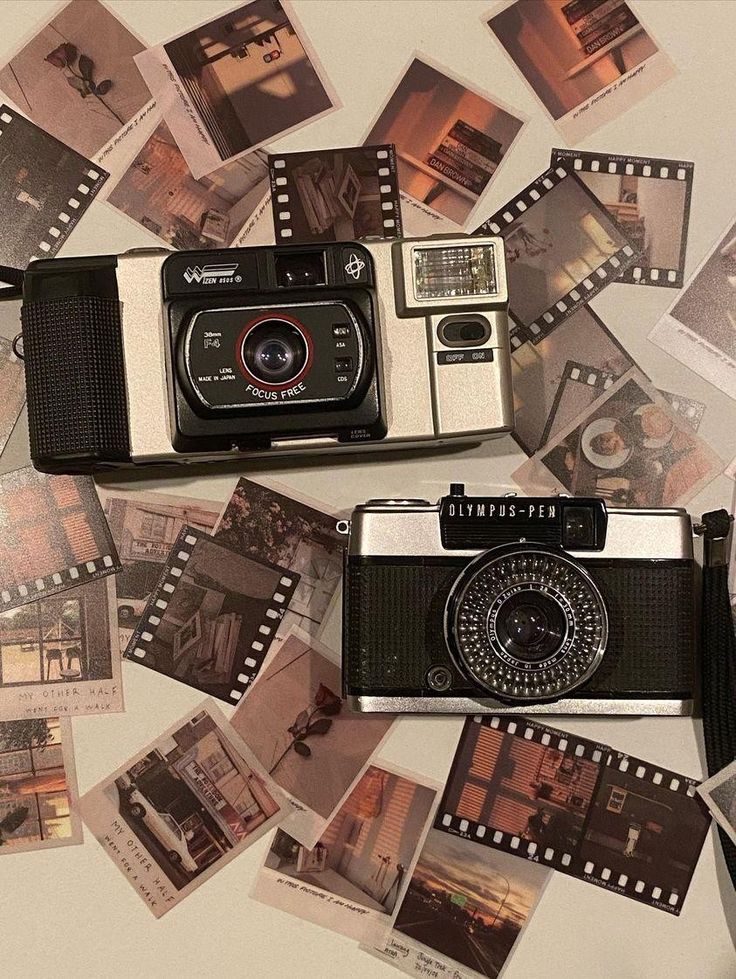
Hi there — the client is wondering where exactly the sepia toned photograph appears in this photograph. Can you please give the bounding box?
[0,576,122,721]
[135,0,337,179]
[0,0,151,160]
[513,369,723,506]
[487,0,677,143]
[0,336,26,458]
[107,121,270,249]
[254,764,438,943]
[268,144,403,243]
[0,466,120,613]
[0,105,108,267]
[698,759,736,848]
[124,528,298,704]
[363,57,525,226]
[391,829,549,979]
[214,478,343,641]
[79,702,284,916]
[0,716,82,854]
[230,631,394,849]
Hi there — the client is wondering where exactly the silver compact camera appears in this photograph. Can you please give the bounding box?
[342,485,697,716]
[20,236,512,472]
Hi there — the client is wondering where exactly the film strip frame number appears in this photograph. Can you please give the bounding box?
[128,527,298,704]
[479,167,638,347]
[269,145,403,241]
[551,149,694,289]
[0,554,117,612]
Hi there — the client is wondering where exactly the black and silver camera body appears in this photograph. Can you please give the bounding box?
[20,236,512,472]
[342,486,697,715]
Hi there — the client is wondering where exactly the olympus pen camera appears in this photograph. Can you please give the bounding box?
[19,236,512,472]
[342,486,697,715]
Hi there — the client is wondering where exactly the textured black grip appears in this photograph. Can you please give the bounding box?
[22,295,130,470]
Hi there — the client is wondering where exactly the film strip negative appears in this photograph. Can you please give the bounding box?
[541,358,616,446]
[435,715,711,916]
[0,554,117,613]
[551,149,694,289]
[660,390,706,432]
[124,526,300,704]
[476,166,639,345]
[268,144,403,244]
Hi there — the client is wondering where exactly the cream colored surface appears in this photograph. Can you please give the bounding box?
[0,1,735,977]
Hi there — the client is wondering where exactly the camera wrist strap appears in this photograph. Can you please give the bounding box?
[0,264,25,301]
[699,508,736,889]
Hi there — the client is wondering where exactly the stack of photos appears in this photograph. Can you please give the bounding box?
[0,336,26,458]
[0,717,82,854]
[698,760,736,847]
[123,527,300,704]
[513,368,722,506]
[363,57,525,226]
[436,716,711,915]
[134,0,337,180]
[253,763,439,943]
[369,831,550,979]
[79,701,284,917]
[268,145,403,243]
[213,478,344,642]
[230,631,394,848]
[487,0,677,143]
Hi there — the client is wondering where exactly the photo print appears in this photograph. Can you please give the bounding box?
[513,368,722,507]
[368,830,549,979]
[0,576,123,722]
[79,701,285,917]
[0,0,151,160]
[230,631,394,849]
[550,149,694,288]
[659,391,706,433]
[268,145,403,244]
[698,759,736,848]
[0,467,120,614]
[0,106,107,267]
[124,527,299,704]
[213,478,344,641]
[435,715,710,914]
[98,488,223,646]
[107,121,270,250]
[487,0,677,143]
[0,335,26,457]
[0,716,82,855]
[475,166,639,344]
[253,763,439,943]
[649,214,736,402]
[135,0,337,179]
[363,56,526,227]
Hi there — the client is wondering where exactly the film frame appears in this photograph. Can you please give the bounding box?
[551,149,694,289]
[540,358,616,447]
[660,390,706,432]
[477,166,639,346]
[124,526,299,704]
[435,715,709,916]
[269,144,403,243]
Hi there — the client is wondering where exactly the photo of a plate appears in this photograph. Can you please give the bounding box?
[581,417,632,469]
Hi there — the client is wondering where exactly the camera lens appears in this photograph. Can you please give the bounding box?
[494,591,567,663]
[241,318,309,386]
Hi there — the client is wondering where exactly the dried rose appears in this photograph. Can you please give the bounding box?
[45,43,77,68]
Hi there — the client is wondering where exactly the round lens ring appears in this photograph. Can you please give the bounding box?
[240,317,309,387]
[494,590,567,663]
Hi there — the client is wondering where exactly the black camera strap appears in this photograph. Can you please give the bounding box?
[699,508,736,889]
[0,264,24,301]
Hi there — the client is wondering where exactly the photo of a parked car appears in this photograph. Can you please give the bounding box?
[120,781,199,874]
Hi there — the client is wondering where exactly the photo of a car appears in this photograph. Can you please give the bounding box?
[125,787,198,873]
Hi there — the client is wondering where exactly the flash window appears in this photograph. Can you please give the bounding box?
[413,244,497,300]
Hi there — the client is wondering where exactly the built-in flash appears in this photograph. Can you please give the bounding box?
[413,244,497,300]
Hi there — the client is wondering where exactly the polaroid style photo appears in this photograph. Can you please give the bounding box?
[0,336,26,457]
[213,477,344,642]
[98,488,223,647]
[362,56,526,229]
[649,214,736,402]
[123,526,299,704]
[230,630,394,849]
[78,700,285,917]
[513,368,722,507]
[476,166,639,343]
[0,0,151,161]
[0,105,108,267]
[367,829,550,979]
[253,763,439,944]
[134,0,338,180]
[511,305,634,455]
[550,149,694,288]
[0,467,120,613]
[0,576,122,722]
[698,760,736,848]
[268,145,403,244]
[107,121,271,249]
[0,716,82,854]
[486,0,677,144]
